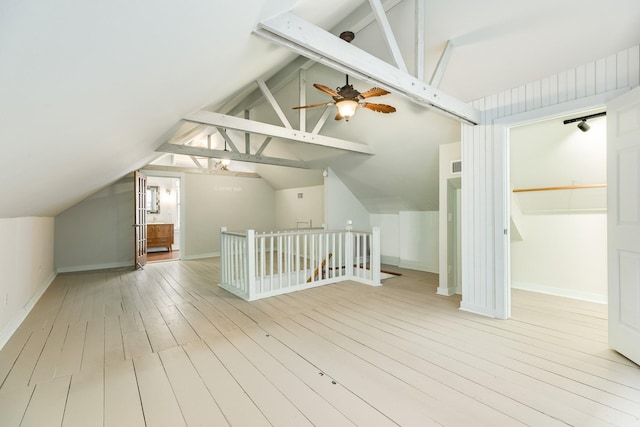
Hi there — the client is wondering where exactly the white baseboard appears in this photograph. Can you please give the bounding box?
[57,261,132,273]
[381,255,399,266]
[182,252,220,260]
[511,281,607,304]
[436,286,456,296]
[0,272,57,351]
[459,302,496,318]
[398,259,438,274]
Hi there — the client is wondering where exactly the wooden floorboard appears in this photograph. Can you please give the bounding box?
[0,258,639,426]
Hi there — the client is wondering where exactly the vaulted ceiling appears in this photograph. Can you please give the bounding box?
[2,0,639,218]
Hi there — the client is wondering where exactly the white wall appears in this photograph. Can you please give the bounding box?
[399,211,439,273]
[275,185,324,230]
[0,217,56,349]
[370,213,399,265]
[324,168,370,230]
[184,173,276,258]
[55,175,134,272]
[511,213,607,302]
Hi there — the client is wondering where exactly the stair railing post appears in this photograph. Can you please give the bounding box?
[371,226,381,285]
[246,229,256,300]
[220,226,228,286]
[345,228,354,278]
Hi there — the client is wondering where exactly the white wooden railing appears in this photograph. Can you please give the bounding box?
[219,227,381,301]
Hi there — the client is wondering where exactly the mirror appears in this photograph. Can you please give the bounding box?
[146,186,160,214]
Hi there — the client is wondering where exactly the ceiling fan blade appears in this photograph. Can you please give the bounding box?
[361,103,397,113]
[313,83,340,97]
[292,102,334,110]
[359,87,390,98]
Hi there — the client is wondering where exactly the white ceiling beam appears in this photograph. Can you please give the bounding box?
[190,156,204,169]
[255,137,272,156]
[224,57,313,116]
[298,69,306,133]
[215,127,240,153]
[156,143,309,169]
[415,0,425,81]
[183,110,375,154]
[244,110,251,153]
[312,107,332,135]
[368,0,408,73]
[223,0,401,118]
[143,164,260,178]
[430,40,454,89]
[256,79,293,129]
[255,12,480,125]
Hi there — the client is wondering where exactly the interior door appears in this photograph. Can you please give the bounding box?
[134,171,147,269]
[607,86,640,365]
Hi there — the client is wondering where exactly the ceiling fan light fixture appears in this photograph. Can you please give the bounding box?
[336,99,359,121]
[220,138,231,168]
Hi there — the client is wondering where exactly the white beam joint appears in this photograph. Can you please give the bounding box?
[430,40,454,89]
[368,0,408,73]
[257,79,293,129]
[190,156,204,169]
[215,127,240,153]
[255,137,272,156]
[312,107,332,135]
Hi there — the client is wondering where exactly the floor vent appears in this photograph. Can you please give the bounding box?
[451,160,462,174]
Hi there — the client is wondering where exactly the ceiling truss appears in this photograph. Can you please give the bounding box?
[254,10,480,124]
[157,0,473,171]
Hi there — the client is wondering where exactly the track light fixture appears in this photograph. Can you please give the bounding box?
[563,111,606,132]
[577,120,590,132]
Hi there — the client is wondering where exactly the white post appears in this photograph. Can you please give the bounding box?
[345,229,354,278]
[371,227,381,285]
[220,227,228,286]
[246,229,256,300]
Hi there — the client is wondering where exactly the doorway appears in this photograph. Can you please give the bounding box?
[508,110,608,303]
[143,172,184,263]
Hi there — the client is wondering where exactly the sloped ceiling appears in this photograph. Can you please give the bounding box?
[2,0,640,217]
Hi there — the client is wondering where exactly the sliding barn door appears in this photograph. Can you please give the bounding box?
[608,86,640,365]
[134,171,147,269]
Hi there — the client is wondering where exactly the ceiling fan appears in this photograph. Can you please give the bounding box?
[292,30,396,121]
[293,77,396,121]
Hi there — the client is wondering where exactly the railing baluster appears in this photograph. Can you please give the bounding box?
[219,227,381,301]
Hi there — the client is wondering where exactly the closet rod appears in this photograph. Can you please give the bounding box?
[513,184,606,193]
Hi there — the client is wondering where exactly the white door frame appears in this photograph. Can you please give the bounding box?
[141,170,186,259]
[493,90,627,319]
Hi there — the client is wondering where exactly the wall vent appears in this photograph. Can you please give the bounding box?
[451,160,462,174]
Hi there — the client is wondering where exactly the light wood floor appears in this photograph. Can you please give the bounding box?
[1,259,639,427]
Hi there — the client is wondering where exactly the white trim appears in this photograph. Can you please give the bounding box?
[381,255,399,266]
[436,286,456,296]
[183,252,220,260]
[459,302,497,317]
[512,281,607,304]
[0,272,56,350]
[398,259,438,273]
[142,170,186,261]
[57,261,132,273]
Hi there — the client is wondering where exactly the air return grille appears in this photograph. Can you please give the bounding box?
[451,160,462,174]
